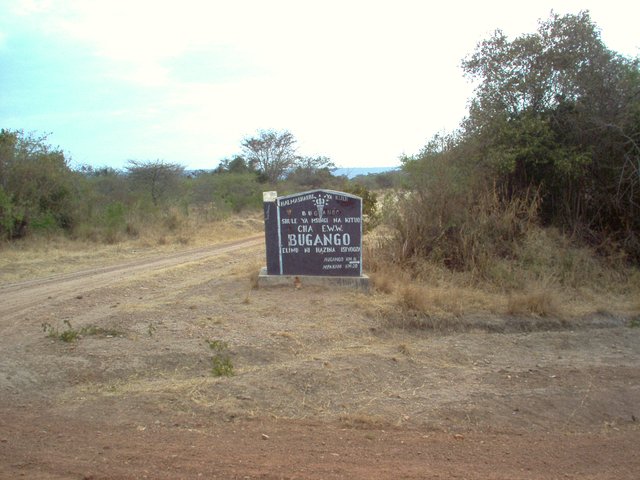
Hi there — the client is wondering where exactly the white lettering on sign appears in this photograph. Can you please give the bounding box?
[270,190,363,277]
[322,264,343,270]
[279,193,316,206]
[286,233,351,247]
[315,247,336,253]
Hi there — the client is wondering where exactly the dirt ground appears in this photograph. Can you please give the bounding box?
[1,235,639,479]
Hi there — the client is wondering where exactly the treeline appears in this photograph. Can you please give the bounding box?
[0,128,375,243]
[390,11,640,268]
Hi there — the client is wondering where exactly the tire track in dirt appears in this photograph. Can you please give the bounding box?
[0,235,263,323]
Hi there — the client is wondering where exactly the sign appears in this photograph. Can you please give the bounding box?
[263,190,363,277]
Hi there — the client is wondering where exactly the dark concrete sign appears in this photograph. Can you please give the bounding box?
[263,190,363,277]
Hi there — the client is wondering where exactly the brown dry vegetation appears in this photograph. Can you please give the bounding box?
[1,214,640,478]
[365,192,640,333]
[0,212,263,283]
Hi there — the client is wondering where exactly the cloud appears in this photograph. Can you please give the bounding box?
[10,0,54,16]
[4,0,640,169]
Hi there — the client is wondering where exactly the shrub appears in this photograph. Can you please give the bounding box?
[207,339,234,377]
[341,182,380,232]
[387,180,540,276]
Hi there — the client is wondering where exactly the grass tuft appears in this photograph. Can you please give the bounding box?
[507,290,560,317]
[42,320,123,342]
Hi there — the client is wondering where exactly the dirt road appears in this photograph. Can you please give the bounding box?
[1,235,639,479]
[0,235,264,322]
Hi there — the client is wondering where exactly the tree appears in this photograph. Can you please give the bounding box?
[462,11,618,121]
[458,11,640,258]
[0,129,79,238]
[241,130,298,183]
[125,160,185,206]
[286,155,336,188]
[215,155,256,174]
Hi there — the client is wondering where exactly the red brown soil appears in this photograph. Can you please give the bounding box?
[1,236,638,479]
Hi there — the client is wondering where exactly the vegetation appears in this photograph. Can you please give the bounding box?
[42,320,123,342]
[364,11,640,326]
[0,127,379,245]
[3,12,639,326]
[461,12,640,259]
[376,11,640,279]
[0,129,79,238]
[207,339,234,377]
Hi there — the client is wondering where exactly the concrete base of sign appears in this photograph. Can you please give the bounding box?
[257,267,370,292]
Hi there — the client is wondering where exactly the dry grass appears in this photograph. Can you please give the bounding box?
[339,413,388,429]
[17,239,640,432]
[0,212,264,283]
[369,249,639,333]
[507,290,561,317]
[369,271,398,294]
[366,203,640,329]
[395,283,504,317]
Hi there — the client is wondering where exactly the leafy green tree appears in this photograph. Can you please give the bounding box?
[211,172,262,212]
[458,11,640,258]
[341,181,380,232]
[241,130,298,182]
[0,129,80,238]
[215,155,256,174]
[286,155,336,188]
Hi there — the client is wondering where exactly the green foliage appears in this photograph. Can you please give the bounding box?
[212,172,262,212]
[42,320,79,342]
[0,186,25,239]
[342,182,380,232]
[350,170,401,190]
[42,320,123,342]
[215,155,256,174]
[206,339,229,351]
[0,129,80,239]
[211,356,234,377]
[30,211,58,232]
[190,171,262,213]
[104,202,126,229]
[207,339,234,377]
[286,156,336,189]
[125,159,185,207]
[241,130,298,183]
[463,12,640,259]
[0,127,346,244]
[391,11,640,265]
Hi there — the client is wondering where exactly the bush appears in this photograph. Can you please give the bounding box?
[0,186,26,239]
[341,182,380,232]
[386,161,540,276]
[207,172,263,212]
[0,129,80,239]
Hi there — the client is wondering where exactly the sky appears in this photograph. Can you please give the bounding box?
[1,1,639,171]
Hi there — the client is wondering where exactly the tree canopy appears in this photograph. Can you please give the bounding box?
[404,11,640,261]
[125,160,185,206]
[0,129,78,237]
[241,130,298,183]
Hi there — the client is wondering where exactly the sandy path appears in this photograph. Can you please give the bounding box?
[0,235,263,323]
